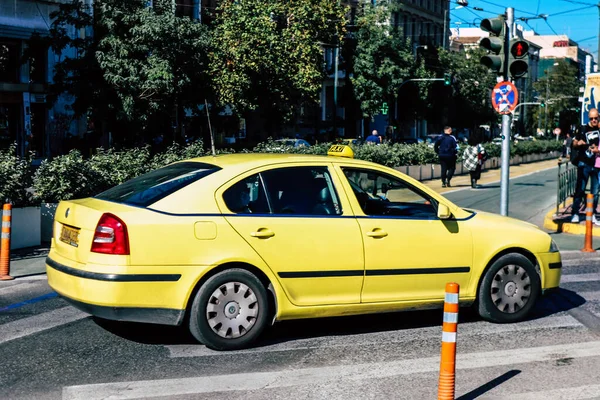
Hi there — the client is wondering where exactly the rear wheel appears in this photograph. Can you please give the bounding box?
[478,254,540,323]
[189,269,269,350]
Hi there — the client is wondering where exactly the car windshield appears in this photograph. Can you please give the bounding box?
[96,161,220,207]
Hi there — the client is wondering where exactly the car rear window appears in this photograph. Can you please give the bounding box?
[96,162,220,207]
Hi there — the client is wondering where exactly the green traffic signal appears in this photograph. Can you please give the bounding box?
[540,102,545,108]
[479,16,507,76]
[443,73,452,86]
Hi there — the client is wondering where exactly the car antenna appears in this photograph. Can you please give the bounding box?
[205,99,216,157]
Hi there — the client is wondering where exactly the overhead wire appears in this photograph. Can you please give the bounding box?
[476,0,538,16]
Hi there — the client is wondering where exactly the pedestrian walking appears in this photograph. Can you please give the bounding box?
[563,132,573,158]
[434,126,458,188]
[365,129,382,145]
[462,135,487,188]
[571,108,600,224]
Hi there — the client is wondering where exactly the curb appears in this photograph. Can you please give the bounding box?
[543,200,600,237]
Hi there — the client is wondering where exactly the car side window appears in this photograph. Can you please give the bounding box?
[343,168,438,218]
[261,166,342,215]
[223,174,270,214]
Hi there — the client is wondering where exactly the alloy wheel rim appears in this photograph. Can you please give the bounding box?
[490,264,532,314]
[206,281,259,339]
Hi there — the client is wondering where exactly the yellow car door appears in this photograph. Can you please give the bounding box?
[216,163,365,307]
[335,166,473,303]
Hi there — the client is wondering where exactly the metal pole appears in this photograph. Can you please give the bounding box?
[597,3,600,62]
[443,8,447,49]
[205,99,216,157]
[333,45,339,139]
[500,7,514,217]
[545,74,550,135]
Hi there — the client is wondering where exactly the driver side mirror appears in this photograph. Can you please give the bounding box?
[437,203,452,220]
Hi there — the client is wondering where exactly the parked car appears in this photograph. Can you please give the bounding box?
[426,134,442,148]
[338,138,363,146]
[46,145,561,350]
[274,138,311,148]
[396,138,424,145]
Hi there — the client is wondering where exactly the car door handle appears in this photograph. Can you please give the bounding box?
[250,229,275,238]
[366,229,388,238]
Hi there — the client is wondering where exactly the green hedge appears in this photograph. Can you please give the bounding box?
[0,139,562,206]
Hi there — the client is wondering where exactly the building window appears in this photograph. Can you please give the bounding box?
[175,0,198,19]
[0,41,20,83]
[27,42,48,84]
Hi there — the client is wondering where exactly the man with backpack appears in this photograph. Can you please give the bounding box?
[571,108,600,224]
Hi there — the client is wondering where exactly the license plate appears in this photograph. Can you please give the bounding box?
[60,225,80,247]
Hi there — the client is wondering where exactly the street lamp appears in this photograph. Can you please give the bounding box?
[543,62,560,136]
[443,0,468,49]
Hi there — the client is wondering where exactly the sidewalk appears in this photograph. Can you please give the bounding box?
[3,245,49,279]
[423,158,558,194]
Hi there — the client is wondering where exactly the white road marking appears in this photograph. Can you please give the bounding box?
[0,282,29,295]
[561,273,600,283]
[62,341,600,400]
[485,384,600,400]
[167,315,581,358]
[578,291,600,302]
[0,307,87,345]
[16,275,48,281]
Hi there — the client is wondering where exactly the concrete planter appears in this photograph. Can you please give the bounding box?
[407,165,421,180]
[394,166,409,175]
[12,207,41,250]
[432,164,441,179]
[41,203,58,243]
[421,164,433,181]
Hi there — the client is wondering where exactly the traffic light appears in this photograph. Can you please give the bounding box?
[479,16,507,76]
[443,73,452,86]
[508,39,529,79]
[540,101,545,108]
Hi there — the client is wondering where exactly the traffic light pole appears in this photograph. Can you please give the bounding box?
[499,7,514,217]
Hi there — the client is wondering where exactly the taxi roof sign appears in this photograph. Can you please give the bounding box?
[327,145,354,158]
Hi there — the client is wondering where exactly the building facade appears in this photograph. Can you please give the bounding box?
[522,33,596,79]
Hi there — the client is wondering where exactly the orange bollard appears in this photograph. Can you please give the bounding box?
[582,193,596,253]
[438,282,459,400]
[0,203,13,281]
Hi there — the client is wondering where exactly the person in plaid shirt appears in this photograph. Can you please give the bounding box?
[463,134,487,189]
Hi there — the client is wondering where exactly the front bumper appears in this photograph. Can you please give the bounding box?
[46,252,208,326]
[537,251,562,291]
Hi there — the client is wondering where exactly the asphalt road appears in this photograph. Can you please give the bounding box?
[2,167,600,399]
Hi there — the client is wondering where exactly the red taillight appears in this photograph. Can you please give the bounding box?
[91,213,130,255]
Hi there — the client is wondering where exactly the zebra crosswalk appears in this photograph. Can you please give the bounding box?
[1,255,600,400]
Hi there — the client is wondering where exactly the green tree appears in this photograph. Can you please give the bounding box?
[437,48,498,130]
[351,0,432,121]
[40,0,212,145]
[532,60,581,135]
[210,0,347,132]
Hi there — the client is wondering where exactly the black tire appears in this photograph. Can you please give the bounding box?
[189,269,269,350]
[477,253,541,323]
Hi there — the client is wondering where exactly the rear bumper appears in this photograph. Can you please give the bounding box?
[58,291,185,326]
[46,253,207,325]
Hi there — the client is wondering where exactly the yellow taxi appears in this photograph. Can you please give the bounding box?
[46,145,561,350]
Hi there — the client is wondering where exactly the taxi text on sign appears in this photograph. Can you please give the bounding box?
[491,81,519,115]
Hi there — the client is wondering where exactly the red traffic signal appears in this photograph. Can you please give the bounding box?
[510,40,529,58]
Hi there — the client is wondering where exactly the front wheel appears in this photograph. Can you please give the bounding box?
[189,269,269,350]
[478,254,541,323]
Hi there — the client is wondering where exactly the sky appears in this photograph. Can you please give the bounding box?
[450,0,599,57]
